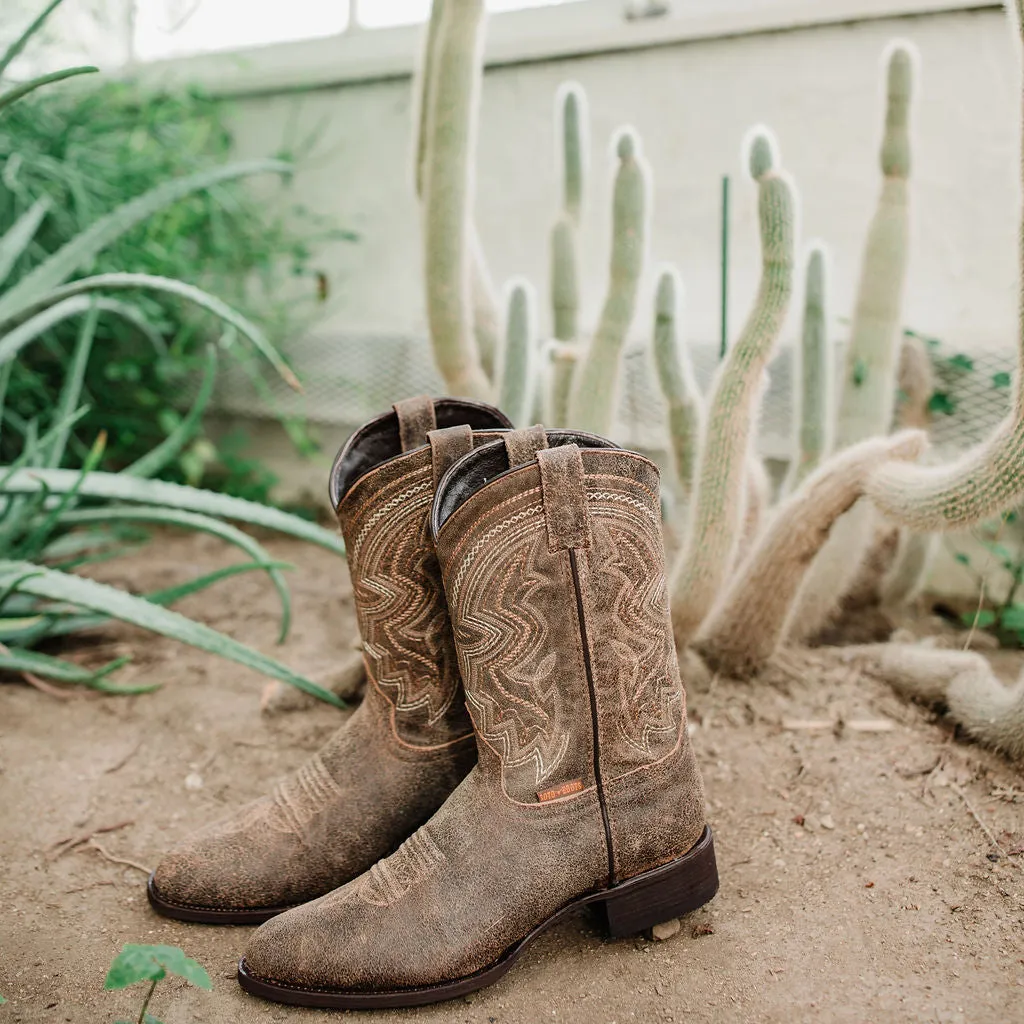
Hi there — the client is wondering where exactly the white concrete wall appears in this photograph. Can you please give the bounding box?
[216,5,1020,366]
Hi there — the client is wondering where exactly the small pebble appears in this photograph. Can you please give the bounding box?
[651,919,681,941]
[184,772,204,791]
[820,814,836,830]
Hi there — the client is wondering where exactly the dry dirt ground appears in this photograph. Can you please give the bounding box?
[1,532,1023,1024]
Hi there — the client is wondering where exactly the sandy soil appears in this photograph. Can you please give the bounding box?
[1,532,1022,1024]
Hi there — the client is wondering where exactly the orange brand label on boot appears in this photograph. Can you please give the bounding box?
[537,779,584,802]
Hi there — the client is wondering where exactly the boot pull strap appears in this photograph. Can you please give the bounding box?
[503,425,548,467]
[537,444,590,551]
[393,396,437,452]
[428,424,473,490]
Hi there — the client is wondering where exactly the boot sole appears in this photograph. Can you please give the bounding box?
[147,874,300,925]
[237,825,718,1009]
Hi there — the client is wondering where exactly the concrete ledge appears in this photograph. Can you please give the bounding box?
[129,0,1000,98]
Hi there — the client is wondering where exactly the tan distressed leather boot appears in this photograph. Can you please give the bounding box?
[238,430,718,1006]
[147,397,512,923]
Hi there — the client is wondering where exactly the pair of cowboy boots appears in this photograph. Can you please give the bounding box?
[148,396,718,1009]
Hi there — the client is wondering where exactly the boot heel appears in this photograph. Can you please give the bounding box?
[594,826,719,939]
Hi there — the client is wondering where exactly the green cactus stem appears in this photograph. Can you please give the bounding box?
[788,245,831,488]
[651,267,702,497]
[567,128,648,434]
[694,430,926,680]
[670,128,796,647]
[835,42,915,448]
[550,83,586,344]
[420,0,493,399]
[862,14,1024,529]
[498,279,534,427]
[548,341,578,427]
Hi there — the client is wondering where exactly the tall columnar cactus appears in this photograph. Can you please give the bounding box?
[694,430,926,679]
[651,267,702,497]
[895,332,934,430]
[788,245,831,488]
[567,129,648,435]
[788,44,917,642]
[835,42,916,448]
[498,279,534,427]
[548,83,588,426]
[859,20,1024,530]
[736,453,771,563]
[670,130,796,647]
[551,82,585,340]
[419,0,493,400]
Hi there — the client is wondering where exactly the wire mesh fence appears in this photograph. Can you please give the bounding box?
[215,331,1016,466]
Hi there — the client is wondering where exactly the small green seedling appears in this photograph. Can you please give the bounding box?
[104,944,211,1024]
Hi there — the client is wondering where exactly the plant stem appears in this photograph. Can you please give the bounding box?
[137,979,158,1024]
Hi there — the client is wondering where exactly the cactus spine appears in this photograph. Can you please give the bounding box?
[498,279,534,427]
[836,42,915,448]
[669,130,796,647]
[651,267,702,497]
[694,430,927,679]
[567,129,648,435]
[789,245,831,488]
[420,0,493,400]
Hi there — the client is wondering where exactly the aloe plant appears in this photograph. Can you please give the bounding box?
[0,1,342,704]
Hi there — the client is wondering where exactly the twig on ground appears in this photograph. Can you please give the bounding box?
[104,740,141,774]
[47,818,134,860]
[84,837,152,875]
[951,782,1005,857]
[64,880,116,894]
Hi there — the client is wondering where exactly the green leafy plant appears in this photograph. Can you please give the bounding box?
[955,509,1024,647]
[0,12,351,498]
[104,944,211,1024]
[0,1,344,704]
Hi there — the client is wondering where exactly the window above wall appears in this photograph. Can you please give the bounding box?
[131,0,588,61]
[128,1,991,95]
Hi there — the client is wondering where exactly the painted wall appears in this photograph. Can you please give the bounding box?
[220,6,1019,369]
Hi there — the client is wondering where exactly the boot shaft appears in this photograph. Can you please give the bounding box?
[330,397,510,747]
[432,431,705,882]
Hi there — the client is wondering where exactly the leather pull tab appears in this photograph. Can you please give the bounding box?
[428,424,473,490]
[393,396,437,452]
[537,444,590,551]
[503,425,548,467]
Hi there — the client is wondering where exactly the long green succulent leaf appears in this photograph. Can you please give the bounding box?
[16,431,106,558]
[58,504,294,641]
[47,300,98,468]
[0,159,290,331]
[6,273,297,388]
[0,295,166,367]
[0,561,342,705]
[0,0,67,75]
[0,66,98,112]
[125,344,216,479]
[0,645,126,685]
[0,468,344,554]
[0,198,50,288]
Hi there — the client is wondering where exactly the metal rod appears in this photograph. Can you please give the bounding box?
[719,174,730,360]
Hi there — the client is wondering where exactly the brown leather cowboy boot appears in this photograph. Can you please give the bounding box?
[147,397,512,923]
[238,430,718,1006]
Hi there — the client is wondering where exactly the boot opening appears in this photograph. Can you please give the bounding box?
[431,429,618,537]
[329,398,511,507]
